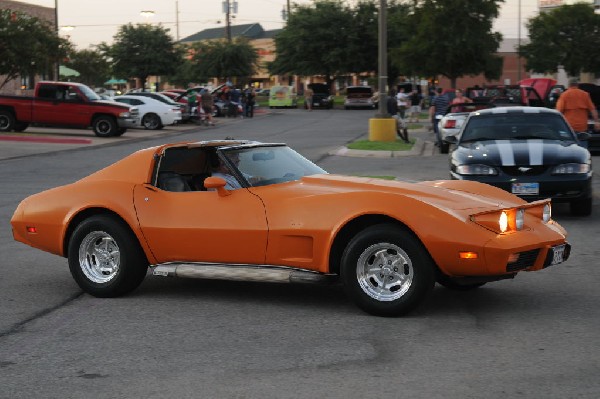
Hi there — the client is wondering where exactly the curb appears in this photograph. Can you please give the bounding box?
[329,138,426,158]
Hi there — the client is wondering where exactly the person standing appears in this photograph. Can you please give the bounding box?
[200,89,216,126]
[429,88,450,146]
[304,86,313,111]
[408,89,422,123]
[245,88,256,118]
[556,78,599,136]
[396,88,409,119]
[387,89,409,143]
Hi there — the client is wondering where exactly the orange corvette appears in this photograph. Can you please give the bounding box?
[11,140,570,316]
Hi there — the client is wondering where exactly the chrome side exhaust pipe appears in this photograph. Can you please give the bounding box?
[152,263,333,284]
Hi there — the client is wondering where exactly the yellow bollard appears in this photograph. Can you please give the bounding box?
[368,118,397,142]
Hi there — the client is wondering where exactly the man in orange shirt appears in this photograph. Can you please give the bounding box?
[556,78,600,133]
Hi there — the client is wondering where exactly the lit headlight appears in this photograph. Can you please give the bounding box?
[456,164,498,175]
[499,211,508,233]
[472,208,525,234]
[551,163,590,174]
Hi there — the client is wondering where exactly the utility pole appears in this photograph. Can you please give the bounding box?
[176,0,180,41]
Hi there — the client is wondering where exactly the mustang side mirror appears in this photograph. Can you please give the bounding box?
[577,131,590,141]
[204,176,231,196]
[444,136,458,145]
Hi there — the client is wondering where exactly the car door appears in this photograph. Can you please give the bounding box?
[33,84,89,126]
[133,185,268,265]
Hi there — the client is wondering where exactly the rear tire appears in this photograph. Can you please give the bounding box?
[68,215,148,297]
[341,224,435,316]
[0,110,15,132]
[440,142,450,154]
[142,113,161,130]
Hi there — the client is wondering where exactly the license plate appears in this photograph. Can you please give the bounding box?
[313,102,319,106]
[550,244,566,265]
[512,182,539,195]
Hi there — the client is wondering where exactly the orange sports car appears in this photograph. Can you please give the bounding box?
[11,140,571,316]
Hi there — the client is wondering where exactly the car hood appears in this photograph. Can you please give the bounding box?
[272,174,524,211]
[454,139,590,166]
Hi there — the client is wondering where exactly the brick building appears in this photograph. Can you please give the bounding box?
[0,0,55,94]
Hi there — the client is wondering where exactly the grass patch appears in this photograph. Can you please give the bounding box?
[347,138,415,151]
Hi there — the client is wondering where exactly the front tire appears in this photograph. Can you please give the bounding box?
[13,121,29,132]
[68,215,148,297]
[341,224,435,316]
[92,116,118,137]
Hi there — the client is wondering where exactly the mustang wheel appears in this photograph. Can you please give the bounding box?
[341,224,435,316]
[68,215,148,297]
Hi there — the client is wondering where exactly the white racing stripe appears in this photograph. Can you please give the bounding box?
[528,139,544,165]
[495,140,515,166]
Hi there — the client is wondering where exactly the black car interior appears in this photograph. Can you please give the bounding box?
[153,147,215,192]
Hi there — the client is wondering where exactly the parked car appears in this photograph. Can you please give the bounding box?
[126,92,190,122]
[268,86,297,108]
[114,95,181,130]
[446,106,592,216]
[437,101,497,154]
[306,83,334,109]
[12,140,571,316]
[344,86,375,110]
[0,81,139,137]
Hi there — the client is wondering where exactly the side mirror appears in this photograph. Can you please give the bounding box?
[203,176,231,196]
[444,136,458,145]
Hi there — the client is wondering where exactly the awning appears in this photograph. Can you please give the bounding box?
[104,78,128,85]
[59,65,80,77]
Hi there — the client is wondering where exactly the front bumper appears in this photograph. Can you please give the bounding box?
[117,117,140,129]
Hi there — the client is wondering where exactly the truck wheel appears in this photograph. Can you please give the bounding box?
[0,110,15,132]
[92,116,117,137]
[142,113,161,130]
[440,142,450,154]
[68,215,148,297]
[13,122,29,132]
[341,224,435,316]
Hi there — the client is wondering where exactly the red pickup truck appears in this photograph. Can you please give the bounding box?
[0,81,139,137]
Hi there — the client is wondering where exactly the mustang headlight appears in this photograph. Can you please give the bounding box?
[456,164,498,176]
[551,163,590,174]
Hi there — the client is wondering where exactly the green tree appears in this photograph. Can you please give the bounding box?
[269,0,353,88]
[519,3,600,76]
[393,0,504,88]
[65,49,111,88]
[102,23,183,90]
[0,9,70,90]
[189,38,258,84]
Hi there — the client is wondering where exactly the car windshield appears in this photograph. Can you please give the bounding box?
[460,113,575,143]
[221,145,327,187]
[79,85,101,101]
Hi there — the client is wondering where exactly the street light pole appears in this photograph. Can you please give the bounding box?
[54,0,59,80]
[377,0,388,118]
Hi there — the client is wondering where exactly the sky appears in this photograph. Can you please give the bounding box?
[16,0,540,49]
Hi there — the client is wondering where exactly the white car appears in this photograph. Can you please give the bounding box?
[438,102,495,154]
[114,95,182,130]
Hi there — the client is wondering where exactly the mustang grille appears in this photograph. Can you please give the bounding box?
[506,249,540,272]
[501,165,548,176]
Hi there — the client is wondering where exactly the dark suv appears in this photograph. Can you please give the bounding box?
[306,83,334,109]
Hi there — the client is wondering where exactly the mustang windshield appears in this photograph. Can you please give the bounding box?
[222,146,327,187]
[461,113,574,143]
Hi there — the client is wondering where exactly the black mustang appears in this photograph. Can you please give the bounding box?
[446,107,593,216]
